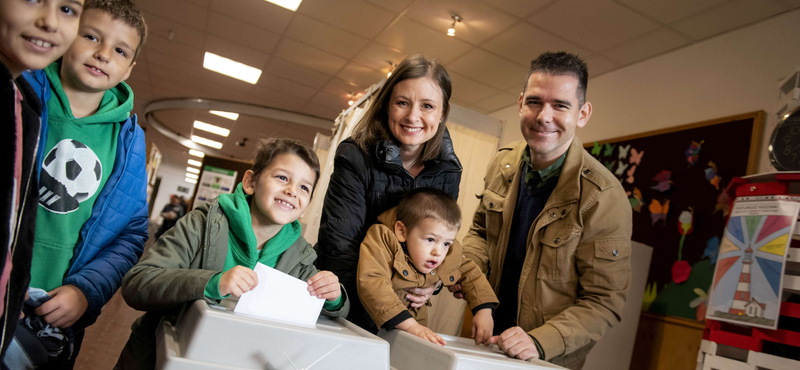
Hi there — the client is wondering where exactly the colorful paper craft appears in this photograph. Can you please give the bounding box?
[591,142,602,156]
[651,170,673,192]
[705,161,720,189]
[715,191,731,217]
[604,143,615,157]
[628,187,644,212]
[604,160,615,172]
[685,140,704,167]
[615,162,629,177]
[629,148,644,165]
[672,208,695,284]
[626,165,636,184]
[649,199,669,225]
[618,144,631,160]
[703,236,720,265]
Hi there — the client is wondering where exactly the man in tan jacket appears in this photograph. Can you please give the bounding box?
[458,51,632,370]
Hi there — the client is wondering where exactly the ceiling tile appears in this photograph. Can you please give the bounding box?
[134,0,207,29]
[203,35,270,69]
[141,11,205,49]
[298,0,396,39]
[404,0,517,45]
[248,86,307,111]
[144,50,203,75]
[528,0,660,52]
[364,0,414,13]
[479,0,552,17]
[185,0,210,6]
[473,91,518,112]
[256,74,318,100]
[145,35,205,65]
[336,62,386,90]
[320,78,362,100]
[351,42,406,74]
[671,0,790,40]
[148,65,205,90]
[481,23,592,66]
[263,57,332,89]
[208,0,294,34]
[603,27,692,64]
[272,39,347,76]
[446,48,528,90]
[376,17,472,64]
[448,72,499,104]
[782,0,800,8]
[283,14,370,59]
[126,80,153,96]
[584,54,620,77]
[206,12,280,54]
[299,102,342,120]
[616,0,726,24]
[312,90,350,111]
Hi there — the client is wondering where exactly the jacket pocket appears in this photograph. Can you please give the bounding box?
[591,238,631,290]
[481,190,505,243]
[538,225,581,281]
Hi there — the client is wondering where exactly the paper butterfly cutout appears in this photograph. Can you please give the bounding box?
[591,142,602,156]
[627,187,644,212]
[618,144,631,160]
[685,140,704,167]
[651,170,672,192]
[615,162,629,177]
[604,160,616,172]
[714,190,730,217]
[704,161,720,190]
[626,165,637,184]
[649,199,669,226]
[604,143,616,157]
[629,148,644,165]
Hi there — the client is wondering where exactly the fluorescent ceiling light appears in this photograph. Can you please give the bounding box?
[188,159,203,167]
[189,149,205,158]
[265,0,302,11]
[185,173,199,179]
[185,177,198,184]
[186,166,200,174]
[203,52,262,84]
[191,135,223,149]
[193,120,230,137]
[209,110,239,120]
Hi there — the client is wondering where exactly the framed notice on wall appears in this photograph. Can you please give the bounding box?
[192,166,237,210]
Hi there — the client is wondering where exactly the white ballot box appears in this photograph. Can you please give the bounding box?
[157,300,390,370]
[379,330,567,370]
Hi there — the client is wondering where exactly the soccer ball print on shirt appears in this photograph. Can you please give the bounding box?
[39,139,102,214]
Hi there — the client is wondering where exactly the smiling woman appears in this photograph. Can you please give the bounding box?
[315,54,463,333]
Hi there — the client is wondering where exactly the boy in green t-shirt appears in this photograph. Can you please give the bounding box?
[21,0,148,366]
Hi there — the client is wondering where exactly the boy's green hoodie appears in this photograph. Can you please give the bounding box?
[30,62,134,291]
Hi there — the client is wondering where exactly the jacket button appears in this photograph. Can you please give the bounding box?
[584,169,591,175]
[561,209,567,215]
[403,270,408,276]
[505,164,510,168]
[449,276,454,282]
[508,178,512,183]
[612,250,619,257]
[554,237,561,243]
[489,202,494,208]
[550,212,557,218]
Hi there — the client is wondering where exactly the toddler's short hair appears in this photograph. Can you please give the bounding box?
[84,0,148,60]
[251,138,320,195]
[396,188,461,232]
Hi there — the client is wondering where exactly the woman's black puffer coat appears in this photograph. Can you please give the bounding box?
[316,129,462,332]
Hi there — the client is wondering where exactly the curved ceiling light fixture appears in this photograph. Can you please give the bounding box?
[144,98,333,157]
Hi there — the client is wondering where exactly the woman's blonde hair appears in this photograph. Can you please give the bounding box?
[351,54,452,162]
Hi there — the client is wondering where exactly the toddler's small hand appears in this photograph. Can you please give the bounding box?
[407,324,447,347]
[219,266,258,297]
[471,308,494,346]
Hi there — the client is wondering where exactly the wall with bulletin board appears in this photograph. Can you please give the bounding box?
[584,111,764,321]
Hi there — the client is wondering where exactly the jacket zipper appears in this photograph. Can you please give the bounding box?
[1,122,41,350]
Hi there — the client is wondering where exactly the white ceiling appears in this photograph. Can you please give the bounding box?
[130,0,799,169]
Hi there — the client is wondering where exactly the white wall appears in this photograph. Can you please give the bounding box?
[149,161,196,224]
[490,9,800,174]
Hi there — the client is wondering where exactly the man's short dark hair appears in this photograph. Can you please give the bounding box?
[84,0,148,61]
[396,188,461,232]
[524,51,588,105]
[251,138,321,197]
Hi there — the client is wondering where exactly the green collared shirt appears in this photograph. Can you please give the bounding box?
[522,147,567,190]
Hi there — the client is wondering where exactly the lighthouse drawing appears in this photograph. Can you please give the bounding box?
[728,247,756,316]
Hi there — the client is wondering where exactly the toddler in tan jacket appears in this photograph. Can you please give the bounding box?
[357,188,498,346]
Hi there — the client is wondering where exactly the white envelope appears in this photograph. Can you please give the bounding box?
[234,262,324,327]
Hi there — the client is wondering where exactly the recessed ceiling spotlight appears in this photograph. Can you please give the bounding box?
[189,149,205,158]
[186,173,199,179]
[264,0,302,11]
[209,110,239,120]
[348,91,354,106]
[188,159,202,167]
[186,166,201,174]
[387,61,396,77]
[193,120,230,137]
[203,52,262,84]
[191,135,223,149]
[447,14,462,37]
[185,177,198,184]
